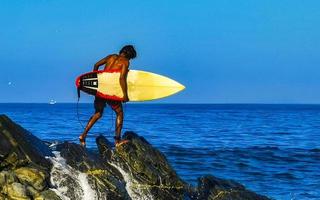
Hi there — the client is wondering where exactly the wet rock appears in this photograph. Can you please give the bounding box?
[98,132,271,200]
[55,142,130,200]
[0,171,16,186]
[0,116,53,199]
[49,165,84,200]
[26,185,38,198]
[34,190,61,200]
[56,141,105,171]
[98,132,187,200]
[5,182,29,200]
[190,175,270,200]
[14,167,47,191]
[0,115,52,170]
[86,169,130,200]
[96,135,114,161]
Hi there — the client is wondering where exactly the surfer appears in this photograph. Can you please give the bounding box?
[79,45,137,147]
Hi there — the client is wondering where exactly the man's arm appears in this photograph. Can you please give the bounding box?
[93,56,108,71]
[119,62,129,102]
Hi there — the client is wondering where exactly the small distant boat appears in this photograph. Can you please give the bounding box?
[49,100,57,105]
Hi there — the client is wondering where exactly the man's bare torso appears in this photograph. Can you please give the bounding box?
[104,54,129,71]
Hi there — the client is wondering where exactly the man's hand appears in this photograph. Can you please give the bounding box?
[93,56,109,71]
[123,95,129,103]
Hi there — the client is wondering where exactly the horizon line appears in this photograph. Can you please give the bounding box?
[0,102,320,105]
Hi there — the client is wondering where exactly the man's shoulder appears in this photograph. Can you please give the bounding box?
[107,54,129,66]
[120,57,129,64]
[113,56,129,68]
[106,54,118,60]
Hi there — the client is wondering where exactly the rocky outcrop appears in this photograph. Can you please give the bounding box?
[97,132,186,200]
[53,142,130,200]
[0,115,52,170]
[188,176,270,200]
[0,115,270,200]
[0,115,60,200]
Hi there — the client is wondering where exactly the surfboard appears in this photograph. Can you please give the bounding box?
[76,70,185,102]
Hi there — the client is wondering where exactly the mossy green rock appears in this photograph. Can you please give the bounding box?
[5,182,30,200]
[0,193,5,200]
[0,115,53,199]
[15,167,47,191]
[0,171,16,186]
[34,190,61,200]
[26,185,38,198]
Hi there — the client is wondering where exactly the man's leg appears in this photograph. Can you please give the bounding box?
[113,103,123,139]
[109,101,129,146]
[79,97,105,146]
[79,112,102,144]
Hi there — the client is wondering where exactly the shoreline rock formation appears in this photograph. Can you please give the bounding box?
[0,115,270,200]
[0,115,59,200]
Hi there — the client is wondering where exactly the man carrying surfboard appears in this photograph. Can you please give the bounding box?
[79,45,137,147]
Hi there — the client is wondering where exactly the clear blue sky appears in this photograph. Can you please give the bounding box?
[1,0,319,103]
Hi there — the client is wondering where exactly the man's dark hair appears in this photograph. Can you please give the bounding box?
[119,45,137,59]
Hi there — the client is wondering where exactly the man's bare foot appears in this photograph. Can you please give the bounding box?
[114,136,129,147]
[79,135,86,147]
[115,139,129,147]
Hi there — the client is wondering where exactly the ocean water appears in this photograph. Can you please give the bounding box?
[0,103,319,200]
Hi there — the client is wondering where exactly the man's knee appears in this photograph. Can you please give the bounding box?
[114,106,123,115]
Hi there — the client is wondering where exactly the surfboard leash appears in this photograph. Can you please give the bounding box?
[76,95,115,138]
[76,97,86,131]
[76,88,123,140]
[123,102,127,132]
[108,106,114,136]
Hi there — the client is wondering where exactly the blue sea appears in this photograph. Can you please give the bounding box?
[1,103,319,200]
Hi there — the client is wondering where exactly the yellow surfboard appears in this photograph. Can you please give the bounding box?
[76,70,185,102]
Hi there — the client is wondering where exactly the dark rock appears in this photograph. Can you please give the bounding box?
[56,142,105,171]
[97,132,270,200]
[189,175,270,200]
[0,171,16,186]
[98,132,187,200]
[0,115,52,170]
[96,135,113,161]
[35,189,61,200]
[55,141,130,200]
[0,115,55,200]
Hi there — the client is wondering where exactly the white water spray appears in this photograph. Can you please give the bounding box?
[109,162,154,200]
[48,151,97,200]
